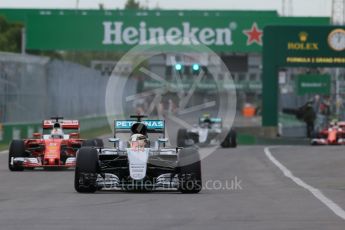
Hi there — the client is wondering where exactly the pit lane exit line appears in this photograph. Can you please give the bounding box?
[265,147,345,221]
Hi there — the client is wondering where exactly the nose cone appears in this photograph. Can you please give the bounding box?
[328,131,337,143]
[48,158,56,165]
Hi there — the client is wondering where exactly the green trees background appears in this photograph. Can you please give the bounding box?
[0,16,22,53]
[0,0,144,66]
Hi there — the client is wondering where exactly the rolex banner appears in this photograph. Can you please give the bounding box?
[25,12,328,52]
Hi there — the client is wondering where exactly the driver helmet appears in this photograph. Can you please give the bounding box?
[202,113,210,118]
[51,128,64,139]
[330,119,338,127]
[202,113,212,127]
[129,133,148,149]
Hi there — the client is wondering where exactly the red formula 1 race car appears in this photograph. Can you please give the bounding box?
[8,117,84,171]
[311,121,345,145]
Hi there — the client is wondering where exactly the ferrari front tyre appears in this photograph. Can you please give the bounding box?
[310,140,318,146]
[8,140,26,171]
[178,148,202,194]
[74,147,99,193]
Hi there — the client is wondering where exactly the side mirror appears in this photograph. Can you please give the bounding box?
[108,137,120,143]
[33,133,42,139]
[158,138,168,143]
[156,138,168,149]
[69,132,79,138]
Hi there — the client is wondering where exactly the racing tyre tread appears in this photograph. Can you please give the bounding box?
[75,147,99,193]
[221,129,237,148]
[82,139,96,147]
[93,138,104,148]
[82,139,104,148]
[8,140,26,171]
[177,129,188,147]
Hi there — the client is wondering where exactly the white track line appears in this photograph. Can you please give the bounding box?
[265,147,345,221]
[0,150,7,154]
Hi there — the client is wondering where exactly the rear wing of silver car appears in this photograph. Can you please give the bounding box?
[199,117,222,128]
[199,117,222,123]
[114,120,165,137]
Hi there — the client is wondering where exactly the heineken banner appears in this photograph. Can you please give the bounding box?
[23,11,328,52]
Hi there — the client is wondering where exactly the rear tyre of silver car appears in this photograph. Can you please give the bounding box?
[74,147,98,193]
[228,129,237,148]
[221,129,237,148]
[82,139,95,147]
[177,129,188,147]
[82,139,104,148]
[93,138,104,148]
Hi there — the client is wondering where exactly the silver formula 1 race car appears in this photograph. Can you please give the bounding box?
[177,116,237,148]
[74,115,202,193]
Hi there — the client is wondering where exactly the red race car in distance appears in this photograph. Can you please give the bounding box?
[311,121,345,145]
[8,117,84,171]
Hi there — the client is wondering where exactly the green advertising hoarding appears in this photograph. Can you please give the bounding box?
[143,80,262,92]
[3,9,325,52]
[296,74,330,95]
[265,26,345,67]
[26,14,269,52]
[262,26,345,127]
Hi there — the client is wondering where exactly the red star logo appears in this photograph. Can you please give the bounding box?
[243,23,263,46]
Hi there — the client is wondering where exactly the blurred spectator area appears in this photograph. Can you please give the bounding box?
[0,52,111,123]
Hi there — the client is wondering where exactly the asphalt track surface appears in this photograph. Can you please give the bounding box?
[1,145,345,230]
